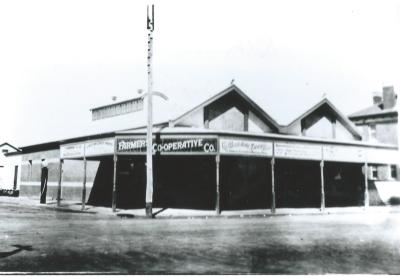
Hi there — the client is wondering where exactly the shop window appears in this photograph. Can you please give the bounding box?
[370,165,378,180]
[391,165,397,179]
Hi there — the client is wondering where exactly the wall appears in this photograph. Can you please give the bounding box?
[376,122,397,145]
[285,121,301,136]
[350,114,398,145]
[374,181,400,204]
[178,108,204,128]
[0,154,22,190]
[19,149,100,201]
[305,117,333,139]
[209,106,244,131]
[356,123,397,145]
[335,121,356,141]
[248,111,272,133]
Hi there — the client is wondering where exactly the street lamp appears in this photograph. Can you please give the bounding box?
[145,5,169,218]
[141,89,168,218]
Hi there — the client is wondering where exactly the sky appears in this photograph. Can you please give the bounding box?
[0,0,399,147]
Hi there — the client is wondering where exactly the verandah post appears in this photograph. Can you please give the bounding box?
[271,141,276,214]
[271,157,276,214]
[57,159,63,207]
[364,162,369,209]
[82,156,87,211]
[215,154,221,215]
[320,160,325,211]
[112,154,118,212]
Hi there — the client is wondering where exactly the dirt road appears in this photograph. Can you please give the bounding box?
[0,200,399,273]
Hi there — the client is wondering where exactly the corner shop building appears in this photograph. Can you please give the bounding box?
[18,85,399,212]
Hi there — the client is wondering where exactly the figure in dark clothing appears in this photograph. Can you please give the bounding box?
[40,159,48,204]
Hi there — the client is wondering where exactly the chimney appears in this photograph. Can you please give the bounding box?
[372,92,382,105]
[382,86,397,109]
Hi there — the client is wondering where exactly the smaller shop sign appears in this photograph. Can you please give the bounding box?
[366,148,399,164]
[85,139,115,157]
[60,143,85,159]
[61,138,115,159]
[323,145,366,163]
[219,138,272,157]
[117,137,217,154]
[275,142,322,160]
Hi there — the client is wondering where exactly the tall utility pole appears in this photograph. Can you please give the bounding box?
[145,4,155,218]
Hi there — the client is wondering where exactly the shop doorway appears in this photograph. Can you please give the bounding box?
[87,157,114,207]
[87,156,147,209]
[88,155,217,210]
[275,159,321,208]
[115,156,146,209]
[324,162,364,207]
[220,156,271,210]
[154,156,215,210]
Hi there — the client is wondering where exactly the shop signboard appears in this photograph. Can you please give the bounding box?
[85,139,115,157]
[275,141,322,160]
[61,138,115,159]
[91,98,144,121]
[323,145,366,163]
[219,138,272,157]
[117,137,218,154]
[60,143,85,159]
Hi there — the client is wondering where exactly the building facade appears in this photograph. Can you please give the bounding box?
[349,86,397,146]
[349,86,399,200]
[0,143,21,193]
[14,85,400,211]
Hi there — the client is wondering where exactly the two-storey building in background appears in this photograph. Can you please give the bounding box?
[349,86,399,204]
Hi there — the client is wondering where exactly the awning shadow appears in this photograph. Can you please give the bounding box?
[0,244,33,259]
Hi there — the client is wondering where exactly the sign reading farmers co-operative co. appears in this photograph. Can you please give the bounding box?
[117,137,218,154]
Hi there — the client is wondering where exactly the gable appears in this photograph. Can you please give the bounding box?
[305,117,355,141]
[248,111,273,133]
[209,106,244,131]
[305,117,333,139]
[335,120,357,141]
[0,143,20,155]
[172,85,280,133]
[178,108,204,128]
[284,99,362,140]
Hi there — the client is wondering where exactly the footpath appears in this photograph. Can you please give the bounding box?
[1,196,399,219]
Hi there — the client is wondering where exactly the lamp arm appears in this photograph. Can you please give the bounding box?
[141,91,169,101]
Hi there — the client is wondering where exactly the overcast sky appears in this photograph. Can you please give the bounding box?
[1,0,399,147]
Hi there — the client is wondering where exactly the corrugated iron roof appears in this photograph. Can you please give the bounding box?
[348,103,397,118]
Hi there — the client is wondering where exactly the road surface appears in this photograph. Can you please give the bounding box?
[0,200,399,273]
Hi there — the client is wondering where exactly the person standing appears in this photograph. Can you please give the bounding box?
[40,159,48,204]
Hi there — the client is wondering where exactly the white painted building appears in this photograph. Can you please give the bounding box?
[0,143,22,191]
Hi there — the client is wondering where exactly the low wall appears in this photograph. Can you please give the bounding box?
[19,181,93,202]
[374,181,400,204]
